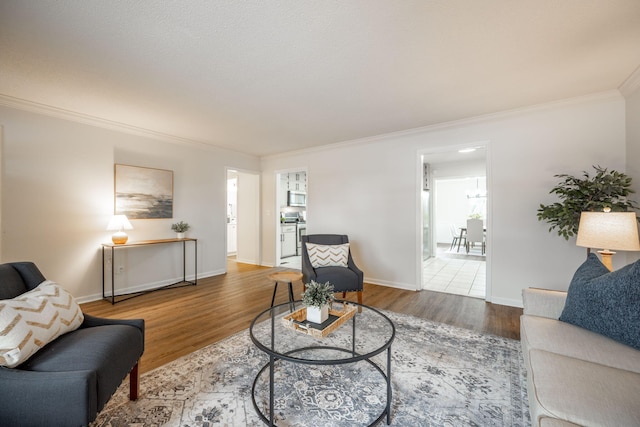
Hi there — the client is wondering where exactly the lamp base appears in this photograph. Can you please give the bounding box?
[112,231,129,245]
[597,250,615,271]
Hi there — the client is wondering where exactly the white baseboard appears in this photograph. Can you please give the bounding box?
[235,257,258,265]
[364,277,420,291]
[489,296,523,308]
[77,269,227,304]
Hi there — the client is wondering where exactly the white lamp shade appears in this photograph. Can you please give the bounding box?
[106,215,133,231]
[576,211,640,251]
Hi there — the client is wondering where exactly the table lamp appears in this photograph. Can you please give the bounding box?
[576,210,640,271]
[107,215,133,244]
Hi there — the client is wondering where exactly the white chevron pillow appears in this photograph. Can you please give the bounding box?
[0,280,84,368]
[306,243,349,268]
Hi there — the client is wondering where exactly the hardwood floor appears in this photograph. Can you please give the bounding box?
[81,259,522,374]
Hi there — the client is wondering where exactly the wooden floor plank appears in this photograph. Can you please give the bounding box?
[81,260,522,374]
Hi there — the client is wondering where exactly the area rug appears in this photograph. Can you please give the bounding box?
[91,310,530,426]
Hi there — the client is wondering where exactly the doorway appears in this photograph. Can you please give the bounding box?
[276,169,307,269]
[226,168,260,265]
[420,145,488,299]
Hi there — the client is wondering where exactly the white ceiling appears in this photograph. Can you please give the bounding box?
[2,1,640,157]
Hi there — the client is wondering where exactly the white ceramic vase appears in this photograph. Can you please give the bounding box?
[306,305,329,324]
[176,232,185,239]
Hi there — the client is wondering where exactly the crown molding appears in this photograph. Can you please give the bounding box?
[264,90,622,160]
[619,64,640,97]
[1,89,624,161]
[0,94,247,155]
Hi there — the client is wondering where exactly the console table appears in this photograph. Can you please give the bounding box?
[101,238,197,304]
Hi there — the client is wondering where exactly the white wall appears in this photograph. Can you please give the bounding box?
[625,84,640,264]
[1,90,631,307]
[430,157,487,243]
[434,177,486,243]
[261,91,627,307]
[0,105,260,302]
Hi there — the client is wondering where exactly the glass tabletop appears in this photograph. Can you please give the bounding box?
[250,300,395,364]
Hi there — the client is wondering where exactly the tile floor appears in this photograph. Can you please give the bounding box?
[279,255,301,269]
[423,245,486,299]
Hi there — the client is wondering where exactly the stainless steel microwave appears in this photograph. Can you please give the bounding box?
[287,190,306,207]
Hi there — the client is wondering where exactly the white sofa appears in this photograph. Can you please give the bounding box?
[520,288,640,427]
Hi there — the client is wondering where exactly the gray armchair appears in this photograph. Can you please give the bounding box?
[301,234,363,305]
[0,262,144,426]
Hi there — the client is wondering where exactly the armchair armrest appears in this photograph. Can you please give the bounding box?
[347,257,364,282]
[301,251,317,284]
[0,367,96,425]
[81,314,145,351]
[82,313,144,333]
[522,288,567,319]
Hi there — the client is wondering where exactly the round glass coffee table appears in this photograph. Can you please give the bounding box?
[250,300,395,426]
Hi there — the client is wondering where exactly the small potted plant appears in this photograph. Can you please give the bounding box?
[171,221,190,239]
[302,280,335,324]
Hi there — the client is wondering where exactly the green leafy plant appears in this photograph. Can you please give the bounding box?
[302,280,335,308]
[171,221,190,233]
[537,166,638,240]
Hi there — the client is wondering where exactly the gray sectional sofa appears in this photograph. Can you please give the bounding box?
[521,287,640,426]
[0,262,144,426]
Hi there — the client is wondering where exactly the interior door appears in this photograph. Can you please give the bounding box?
[230,170,260,265]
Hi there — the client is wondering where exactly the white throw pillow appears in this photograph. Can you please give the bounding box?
[0,280,84,368]
[306,242,350,268]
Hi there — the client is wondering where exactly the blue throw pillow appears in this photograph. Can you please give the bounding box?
[560,253,640,350]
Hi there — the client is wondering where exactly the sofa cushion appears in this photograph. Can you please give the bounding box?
[21,324,144,411]
[521,315,640,374]
[0,281,84,368]
[312,266,360,291]
[528,349,640,426]
[559,253,640,350]
[306,243,349,268]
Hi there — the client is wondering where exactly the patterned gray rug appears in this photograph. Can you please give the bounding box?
[92,310,530,426]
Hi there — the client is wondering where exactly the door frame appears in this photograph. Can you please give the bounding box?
[226,167,261,266]
[416,142,492,301]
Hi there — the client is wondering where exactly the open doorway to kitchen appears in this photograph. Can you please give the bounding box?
[420,144,488,299]
[226,168,260,265]
[276,169,307,270]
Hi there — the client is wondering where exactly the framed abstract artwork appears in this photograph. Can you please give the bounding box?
[114,164,173,219]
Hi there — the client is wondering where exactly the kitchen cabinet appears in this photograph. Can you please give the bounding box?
[282,172,307,192]
[281,224,297,257]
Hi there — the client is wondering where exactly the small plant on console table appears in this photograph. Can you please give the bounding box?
[171,221,190,238]
[302,280,335,324]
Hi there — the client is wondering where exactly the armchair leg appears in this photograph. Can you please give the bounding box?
[129,362,140,400]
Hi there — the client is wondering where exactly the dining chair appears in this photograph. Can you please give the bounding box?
[465,219,485,254]
[449,223,464,251]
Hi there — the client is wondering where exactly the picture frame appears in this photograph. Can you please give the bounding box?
[114,164,173,219]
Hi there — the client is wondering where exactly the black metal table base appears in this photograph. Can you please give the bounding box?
[251,345,393,426]
[270,281,296,312]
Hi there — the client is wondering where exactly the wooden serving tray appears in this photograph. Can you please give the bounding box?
[282,303,357,338]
